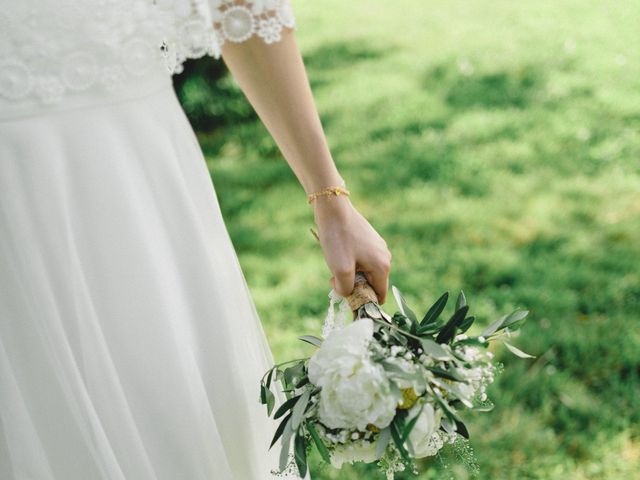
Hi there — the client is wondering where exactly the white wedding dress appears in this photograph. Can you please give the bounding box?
[0,1,309,479]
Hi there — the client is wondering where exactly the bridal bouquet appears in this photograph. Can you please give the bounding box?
[260,272,534,479]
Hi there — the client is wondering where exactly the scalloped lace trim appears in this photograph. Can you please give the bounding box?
[0,0,296,104]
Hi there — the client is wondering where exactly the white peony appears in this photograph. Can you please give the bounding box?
[329,438,379,469]
[406,401,443,458]
[308,318,401,430]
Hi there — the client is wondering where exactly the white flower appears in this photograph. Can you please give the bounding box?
[329,438,379,469]
[406,401,443,458]
[308,318,401,430]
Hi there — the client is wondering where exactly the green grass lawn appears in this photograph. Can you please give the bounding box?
[185,1,640,478]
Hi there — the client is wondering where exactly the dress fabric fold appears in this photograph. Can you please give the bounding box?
[0,78,305,479]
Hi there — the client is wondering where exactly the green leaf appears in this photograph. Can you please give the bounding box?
[307,422,331,463]
[265,368,275,389]
[298,335,323,348]
[426,366,468,383]
[392,285,418,323]
[431,388,461,422]
[410,319,418,336]
[431,378,474,408]
[454,336,488,347]
[503,341,536,359]
[294,432,308,477]
[389,421,411,463]
[455,290,467,311]
[454,419,470,439]
[291,389,311,430]
[480,314,508,338]
[270,411,293,450]
[457,316,475,334]
[420,292,449,327]
[260,384,267,405]
[417,319,445,335]
[402,402,424,441]
[265,388,276,416]
[375,426,392,460]
[273,395,300,420]
[420,338,451,361]
[279,416,295,472]
[436,306,469,344]
[364,302,383,319]
[294,376,309,389]
[440,415,456,434]
[501,310,529,330]
[283,362,305,388]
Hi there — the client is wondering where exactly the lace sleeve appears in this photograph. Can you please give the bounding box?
[163,0,296,74]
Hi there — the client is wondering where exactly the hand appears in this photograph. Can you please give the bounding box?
[312,196,392,304]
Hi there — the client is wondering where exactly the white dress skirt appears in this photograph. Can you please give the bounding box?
[0,70,306,479]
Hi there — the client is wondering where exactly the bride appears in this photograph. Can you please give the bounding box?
[0,0,392,479]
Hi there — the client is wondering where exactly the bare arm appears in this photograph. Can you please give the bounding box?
[220,28,392,303]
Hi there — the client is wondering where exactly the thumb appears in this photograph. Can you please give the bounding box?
[333,267,356,298]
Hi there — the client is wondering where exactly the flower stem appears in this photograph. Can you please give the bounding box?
[371,317,425,343]
[260,358,309,382]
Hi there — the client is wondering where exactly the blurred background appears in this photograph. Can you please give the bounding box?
[173,1,639,478]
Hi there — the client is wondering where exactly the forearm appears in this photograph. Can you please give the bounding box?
[220,27,345,197]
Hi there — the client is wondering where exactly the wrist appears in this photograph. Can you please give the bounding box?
[312,194,353,224]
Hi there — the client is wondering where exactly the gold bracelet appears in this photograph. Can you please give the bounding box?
[307,185,350,204]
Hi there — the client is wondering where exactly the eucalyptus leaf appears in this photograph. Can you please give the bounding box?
[440,416,456,434]
[260,384,267,405]
[454,419,470,439]
[431,388,461,422]
[265,368,275,389]
[364,302,383,319]
[291,389,311,430]
[294,376,310,389]
[273,395,300,420]
[436,305,469,344]
[420,292,449,326]
[265,388,276,416]
[294,432,308,477]
[307,422,331,463]
[457,316,475,334]
[417,319,445,335]
[426,366,468,383]
[283,362,305,388]
[402,402,424,441]
[279,416,295,472]
[420,338,451,361]
[503,341,536,358]
[375,426,392,460]
[392,285,418,323]
[298,335,323,348]
[270,411,293,450]
[431,379,474,408]
[500,310,529,330]
[455,290,467,311]
[480,314,508,338]
[389,421,410,463]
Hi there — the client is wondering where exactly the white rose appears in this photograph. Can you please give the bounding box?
[406,401,443,458]
[329,438,379,469]
[308,318,401,430]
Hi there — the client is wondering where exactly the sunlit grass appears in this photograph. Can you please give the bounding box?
[185,1,640,478]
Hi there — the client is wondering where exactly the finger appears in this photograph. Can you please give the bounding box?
[362,269,389,305]
[333,265,356,298]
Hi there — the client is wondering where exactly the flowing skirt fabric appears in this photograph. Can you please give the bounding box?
[0,80,305,480]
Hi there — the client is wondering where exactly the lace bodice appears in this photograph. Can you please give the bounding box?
[0,0,295,108]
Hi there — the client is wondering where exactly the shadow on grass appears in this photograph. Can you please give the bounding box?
[424,62,546,109]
